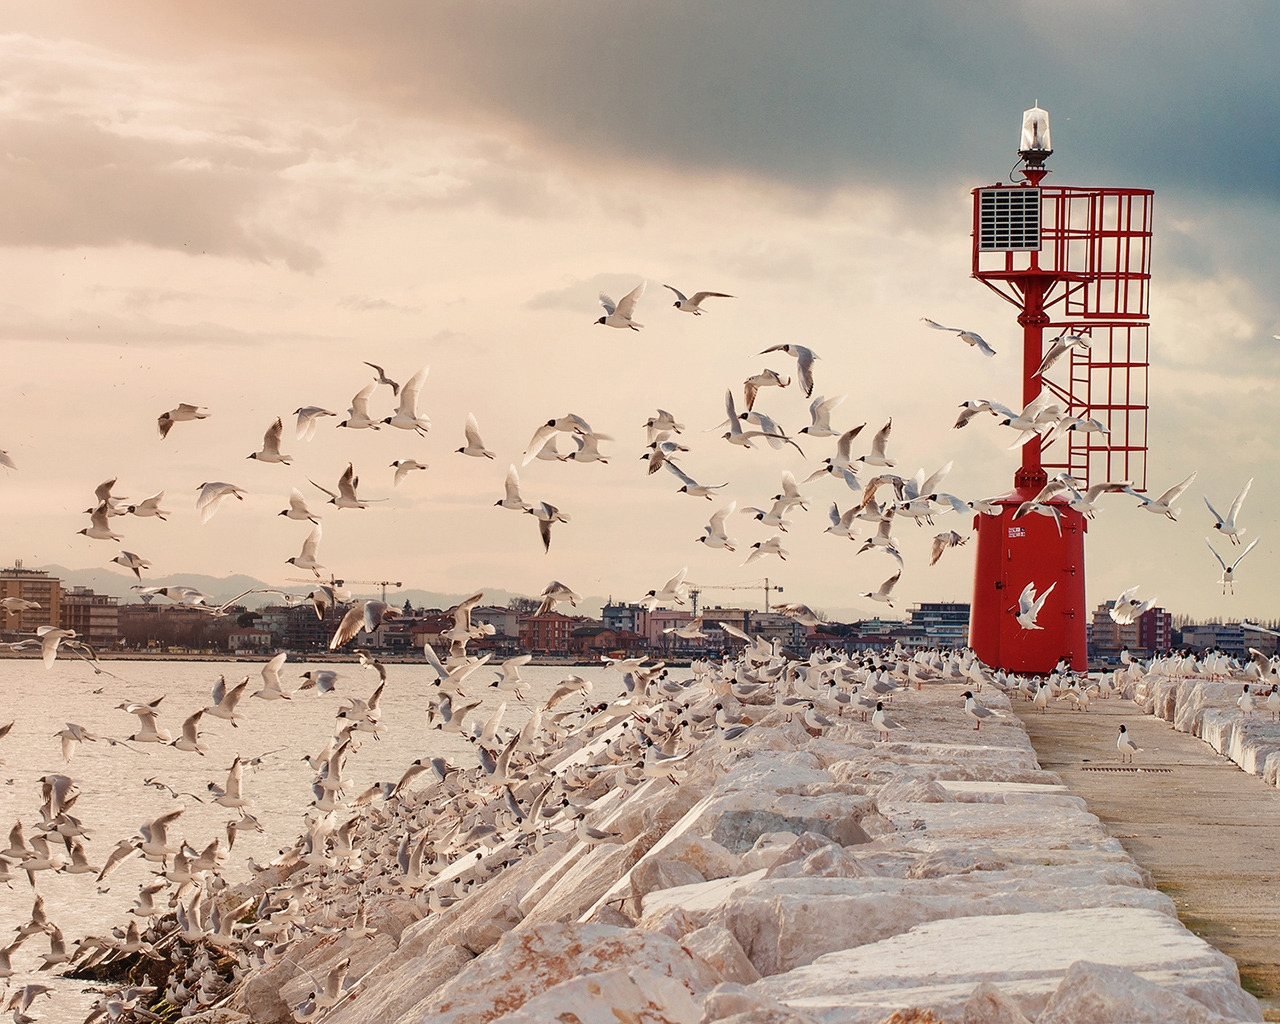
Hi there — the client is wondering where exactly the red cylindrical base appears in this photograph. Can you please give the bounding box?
[969,487,1088,673]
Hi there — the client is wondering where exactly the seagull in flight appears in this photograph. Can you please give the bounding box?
[111,551,151,580]
[1013,581,1055,630]
[596,282,645,330]
[1206,537,1260,595]
[195,482,246,524]
[495,465,533,511]
[383,366,431,434]
[697,502,737,550]
[1035,330,1091,377]
[157,403,210,439]
[279,487,321,523]
[390,460,429,487]
[760,344,818,397]
[285,524,325,578]
[338,382,382,430]
[921,317,996,357]
[525,502,569,552]
[1130,471,1196,521]
[247,417,293,464]
[458,414,495,459]
[310,464,386,509]
[743,370,790,411]
[1109,585,1157,625]
[294,405,337,440]
[363,361,400,395]
[663,284,733,314]
[1205,477,1253,545]
[666,461,728,500]
[856,419,896,468]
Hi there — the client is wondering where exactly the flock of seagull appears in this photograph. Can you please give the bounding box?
[0,276,1269,1024]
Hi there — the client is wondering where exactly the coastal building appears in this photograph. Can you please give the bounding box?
[1138,606,1174,655]
[519,611,582,654]
[227,628,272,653]
[0,561,60,633]
[909,602,970,648]
[1089,602,1140,663]
[748,612,807,649]
[602,602,646,634]
[472,605,520,639]
[59,586,120,645]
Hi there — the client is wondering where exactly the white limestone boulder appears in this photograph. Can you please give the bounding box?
[754,907,1260,1023]
[682,925,761,984]
[959,982,1031,1024]
[1037,960,1239,1024]
[406,922,723,1024]
[489,965,703,1024]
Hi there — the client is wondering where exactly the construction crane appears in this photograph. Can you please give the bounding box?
[286,576,404,603]
[687,578,784,616]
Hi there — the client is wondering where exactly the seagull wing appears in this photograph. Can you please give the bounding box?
[614,281,645,319]
[521,423,559,467]
[662,284,688,303]
[598,293,617,316]
[1157,471,1197,507]
[464,413,485,448]
[1229,478,1254,523]
[1231,537,1261,571]
[921,317,958,333]
[1203,496,1225,527]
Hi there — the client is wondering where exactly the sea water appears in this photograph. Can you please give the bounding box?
[0,656,618,1023]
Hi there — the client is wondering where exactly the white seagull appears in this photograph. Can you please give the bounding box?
[963,690,1002,731]
[921,317,996,357]
[285,524,325,577]
[495,465,533,511]
[596,281,646,330]
[1109,586,1157,625]
[195,481,246,524]
[1014,581,1055,630]
[1117,724,1142,763]
[760,343,818,397]
[383,365,431,434]
[294,405,338,440]
[390,460,429,486]
[860,571,901,608]
[279,487,321,523]
[697,502,738,550]
[663,284,733,314]
[1205,536,1260,595]
[1131,471,1196,521]
[338,382,382,430]
[247,417,293,464]
[1205,477,1253,545]
[458,414,495,459]
[157,403,210,439]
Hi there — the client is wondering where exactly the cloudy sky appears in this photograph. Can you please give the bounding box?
[0,2,1277,622]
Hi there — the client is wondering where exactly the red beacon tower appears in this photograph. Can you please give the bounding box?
[968,104,1152,673]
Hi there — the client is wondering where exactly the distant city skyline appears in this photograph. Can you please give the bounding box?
[1,5,1278,624]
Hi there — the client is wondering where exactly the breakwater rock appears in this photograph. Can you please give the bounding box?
[194,664,1260,1024]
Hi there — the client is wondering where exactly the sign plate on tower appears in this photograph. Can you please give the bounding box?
[978,188,1040,251]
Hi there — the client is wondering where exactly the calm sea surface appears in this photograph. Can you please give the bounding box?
[0,657,619,1023]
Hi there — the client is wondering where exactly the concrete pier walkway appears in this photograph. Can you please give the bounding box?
[1012,694,1280,1018]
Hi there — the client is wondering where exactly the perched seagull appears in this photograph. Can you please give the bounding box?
[111,551,151,580]
[247,417,293,464]
[930,530,967,566]
[285,524,325,577]
[596,281,646,330]
[663,284,733,314]
[495,465,533,511]
[743,369,790,411]
[390,460,429,486]
[1117,724,1142,763]
[195,481,246,524]
[458,413,495,459]
[294,405,338,441]
[1205,478,1253,545]
[363,360,401,395]
[871,701,904,742]
[861,571,901,608]
[667,461,728,500]
[78,503,123,542]
[157,403,210,439]
[1014,581,1056,630]
[382,365,431,434]
[760,343,818,397]
[696,502,738,550]
[1205,537,1260,595]
[126,491,169,519]
[1035,329,1091,377]
[742,535,788,566]
[279,487,321,523]
[526,502,570,553]
[963,690,1002,731]
[921,317,996,357]
[310,464,386,509]
[1130,471,1196,520]
[1110,586,1157,625]
[338,382,382,430]
[535,581,581,616]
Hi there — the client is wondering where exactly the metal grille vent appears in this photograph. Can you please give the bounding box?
[1080,765,1172,774]
[978,188,1041,251]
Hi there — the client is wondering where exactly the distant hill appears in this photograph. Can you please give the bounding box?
[36,564,607,616]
